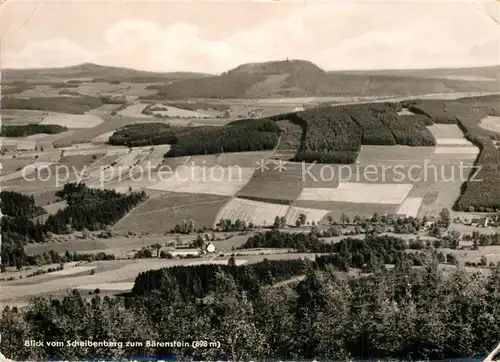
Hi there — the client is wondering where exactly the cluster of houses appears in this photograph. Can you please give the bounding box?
[455,215,499,228]
[168,242,216,257]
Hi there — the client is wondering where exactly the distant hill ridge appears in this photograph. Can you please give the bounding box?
[2,62,211,83]
[155,59,499,99]
[3,60,499,97]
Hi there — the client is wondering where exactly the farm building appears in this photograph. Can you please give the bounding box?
[470,217,491,228]
[169,248,200,257]
[205,243,216,253]
[248,108,264,118]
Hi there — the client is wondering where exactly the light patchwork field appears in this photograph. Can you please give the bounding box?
[357,145,436,165]
[113,192,230,234]
[16,140,37,151]
[0,109,47,125]
[147,166,255,196]
[0,138,19,147]
[0,259,193,303]
[41,113,103,128]
[237,165,304,201]
[150,104,210,118]
[433,146,479,157]
[76,82,125,95]
[428,124,466,139]
[396,198,423,217]
[118,103,150,118]
[0,158,34,175]
[298,183,413,204]
[75,282,134,292]
[17,85,71,98]
[50,266,97,276]
[434,138,474,146]
[91,131,115,144]
[285,206,330,225]
[0,161,54,182]
[292,200,398,221]
[479,116,500,134]
[87,104,121,115]
[215,197,289,227]
[141,145,171,168]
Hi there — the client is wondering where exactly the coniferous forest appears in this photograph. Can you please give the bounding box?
[0,185,147,268]
[2,257,500,361]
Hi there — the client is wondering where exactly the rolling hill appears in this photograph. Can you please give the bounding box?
[155,60,500,99]
[2,63,211,83]
[3,60,499,98]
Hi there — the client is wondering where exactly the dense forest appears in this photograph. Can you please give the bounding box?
[108,123,185,147]
[110,102,441,163]
[2,257,500,360]
[166,119,280,157]
[155,73,266,99]
[0,124,67,137]
[2,96,103,114]
[269,103,436,163]
[44,183,148,234]
[108,119,280,157]
[0,185,147,267]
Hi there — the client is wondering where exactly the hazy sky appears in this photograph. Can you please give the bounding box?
[1,0,499,73]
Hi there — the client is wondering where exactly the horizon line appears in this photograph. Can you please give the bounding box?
[3,60,500,75]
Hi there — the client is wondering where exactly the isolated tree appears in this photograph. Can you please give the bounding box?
[298,213,307,226]
[195,235,205,249]
[152,243,162,257]
[327,215,334,225]
[437,252,446,263]
[273,216,286,229]
[438,208,451,228]
[340,213,349,225]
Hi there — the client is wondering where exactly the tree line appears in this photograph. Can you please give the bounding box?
[2,96,103,114]
[2,258,500,360]
[270,102,437,164]
[165,119,280,158]
[0,124,67,137]
[1,185,147,268]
